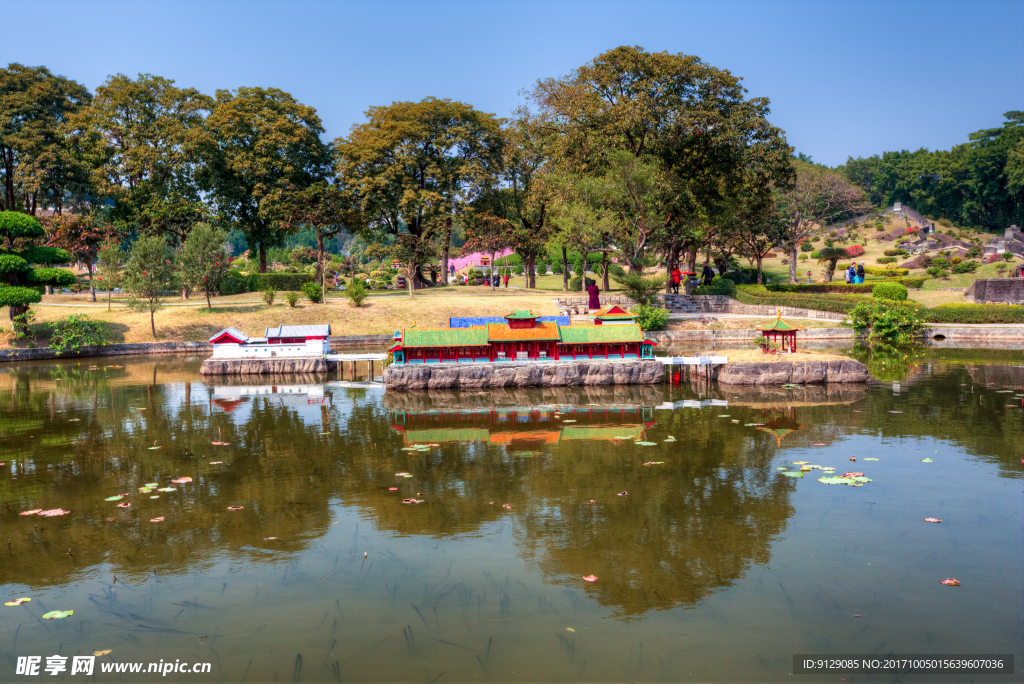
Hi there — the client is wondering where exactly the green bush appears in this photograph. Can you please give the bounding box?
[46,314,107,354]
[573,257,585,276]
[693,276,736,297]
[219,269,247,295]
[735,285,861,314]
[810,250,820,259]
[884,248,908,257]
[633,303,669,331]
[798,254,809,261]
[301,282,323,303]
[952,260,979,274]
[262,288,276,306]
[286,291,300,307]
[568,275,583,291]
[766,283,875,294]
[345,278,367,307]
[876,256,897,264]
[552,262,564,275]
[872,282,908,301]
[851,300,923,342]
[800,241,815,252]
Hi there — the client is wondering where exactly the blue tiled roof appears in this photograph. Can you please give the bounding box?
[449,316,570,328]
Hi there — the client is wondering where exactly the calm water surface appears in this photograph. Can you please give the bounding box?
[0,350,1021,682]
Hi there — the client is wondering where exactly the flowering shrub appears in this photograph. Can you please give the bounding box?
[846,245,865,257]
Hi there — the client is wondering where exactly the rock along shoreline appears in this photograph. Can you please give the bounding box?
[383,359,664,390]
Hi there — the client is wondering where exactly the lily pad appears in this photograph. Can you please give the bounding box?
[171,477,192,484]
[227,506,244,511]
[19,509,42,516]
[863,457,879,461]
[717,414,730,418]
[921,458,934,463]
[792,461,809,465]
[150,516,164,522]
[148,446,162,450]
[104,495,124,501]
[642,461,665,466]
[818,476,856,485]
[42,610,74,619]
[776,467,787,470]
[38,509,69,517]
[4,598,31,606]
[562,420,576,423]
[211,441,231,446]
[144,482,158,488]
[924,517,941,523]
[939,578,960,586]
[138,487,153,494]
[116,502,131,508]
[636,441,657,446]
[157,487,175,492]
[781,472,803,478]
[583,575,598,582]
[395,472,411,477]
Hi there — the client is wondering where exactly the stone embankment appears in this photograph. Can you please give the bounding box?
[383,359,664,390]
[710,359,869,385]
[200,358,330,376]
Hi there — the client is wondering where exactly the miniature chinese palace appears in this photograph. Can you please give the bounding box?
[588,305,637,325]
[755,310,803,353]
[387,310,656,365]
[208,324,332,359]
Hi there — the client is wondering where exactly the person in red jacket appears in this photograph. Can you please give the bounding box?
[670,267,682,294]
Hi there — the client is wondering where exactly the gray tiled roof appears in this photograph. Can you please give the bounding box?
[209,327,250,343]
[264,324,331,338]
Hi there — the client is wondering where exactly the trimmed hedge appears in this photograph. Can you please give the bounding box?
[872,282,908,301]
[735,285,862,314]
[28,268,78,287]
[838,264,909,276]
[244,273,312,292]
[764,278,928,294]
[923,303,1024,324]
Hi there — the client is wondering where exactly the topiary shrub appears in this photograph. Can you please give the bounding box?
[876,257,897,264]
[798,253,808,261]
[800,241,815,252]
[872,282,908,301]
[952,260,979,274]
[568,275,583,291]
[286,291,300,307]
[694,276,736,297]
[345,278,367,307]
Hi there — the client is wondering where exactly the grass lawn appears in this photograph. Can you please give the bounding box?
[5,287,563,348]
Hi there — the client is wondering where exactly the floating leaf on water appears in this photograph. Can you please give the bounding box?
[148,446,162,450]
[782,472,802,478]
[116,502,131,508]
[402,474,413,478]
[731,420,739,423]
[584,500,596,504]
[93,650,111,657]
[227,506,244,511]
[863,457,879,461]
[144,482,157,488]
[939,578,960,586]
[636,441,657,446]
[582,575,598,583]
[561,420,576,423]
[149,495,159,499]
[744,423,757,427]
[402,499,424,504]
[924,517,941,523]
[395,472,411,477]
[484,501,494,505]
[208,461,223,465]
[818,476,855,485]
[844,472,865,478]
[849,476,872,483]
[821,467,835,473]
[150,516,164,523]
[138,487,153,494]
[717,415,730,418]
[921,458,934,463]
[643,461,665,466]
[171,477,192,484]
[776,467,787,470]
[617,491,629,496]
[104,495,124,501]
[811,443,826,446]
[4,598,31,606]
[263,537,277,540]
[792,461,809,465]
[889,411,903,414]
[38,509,69,517]
[400,448,419,451]
[388,487,398,491]
[157,487,175,492]
[69,418,80,422]
[134,408,146,411]
[211,441,231,446]
[319,432,330,435]
[42,610,73,619]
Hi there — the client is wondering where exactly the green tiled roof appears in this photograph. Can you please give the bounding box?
[558,324,645,344]
[562,426,643,441]
[755,314,803,332]
[487,321,561,341]
[401,327,489,348]
[504,309,539,320]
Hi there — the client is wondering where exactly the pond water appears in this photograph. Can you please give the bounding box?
[0,350,1021,682]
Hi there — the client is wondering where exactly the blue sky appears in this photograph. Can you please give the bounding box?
[4,0,1022,167]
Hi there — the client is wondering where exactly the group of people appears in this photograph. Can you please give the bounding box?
[669,265,715,294]
[845,262,866,284]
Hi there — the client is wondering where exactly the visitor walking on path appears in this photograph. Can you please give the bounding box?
[670,267,682,294]
[502,272,510,288]
[587,281,601,312]
[701,263,715,286]
[857,262,865,283]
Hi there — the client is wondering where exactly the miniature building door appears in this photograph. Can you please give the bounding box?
[394,351,405,364]
[641,343,653,358]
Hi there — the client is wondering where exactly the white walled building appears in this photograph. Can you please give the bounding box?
[208,325,331,359]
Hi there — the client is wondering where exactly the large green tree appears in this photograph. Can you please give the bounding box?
[123,234,173,338]
[528,46,793,277]
[200,87,330,273]
[0,211,74,328]
[0,63,93,214]
[70,73,212,242]
[335,97,503,289]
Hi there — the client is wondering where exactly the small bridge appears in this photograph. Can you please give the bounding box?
[325,352,388,382]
